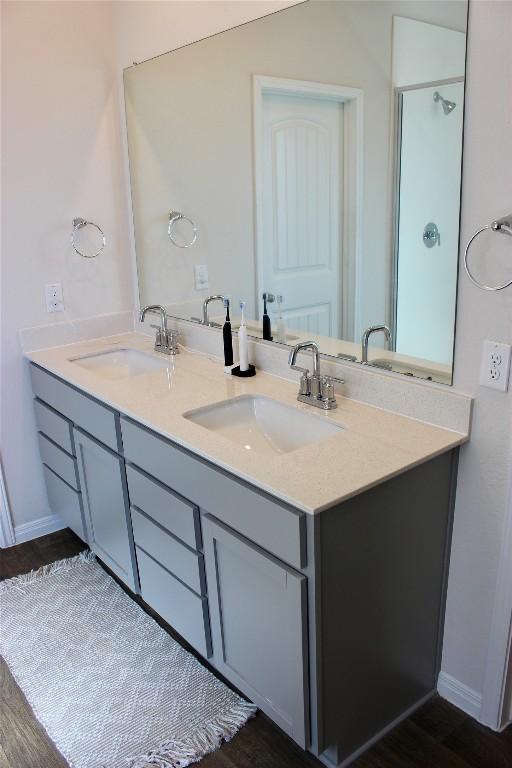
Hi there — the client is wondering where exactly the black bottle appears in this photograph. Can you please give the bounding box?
[223,299,233,371]
[262,293,273,341]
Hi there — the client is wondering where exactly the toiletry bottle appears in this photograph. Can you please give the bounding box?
[276,294,287,344]
[238,301,249,372]
[262,293,273,341]
[222,298,233,373]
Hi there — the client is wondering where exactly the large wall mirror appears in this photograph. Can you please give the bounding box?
[124,0,467,385]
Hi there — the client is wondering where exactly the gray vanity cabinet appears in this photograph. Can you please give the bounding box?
[202,514,309,748]
[29,363,460,768]
[73,427,138,592]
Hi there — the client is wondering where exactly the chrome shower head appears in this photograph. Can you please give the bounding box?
[433,91,456,115]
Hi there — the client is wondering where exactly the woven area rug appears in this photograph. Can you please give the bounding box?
[0,551,256,768]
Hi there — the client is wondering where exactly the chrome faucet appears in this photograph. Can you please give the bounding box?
[288,341,344,410]
[139,305,179,355]
[361,325,392,364]
[202,295,228,327]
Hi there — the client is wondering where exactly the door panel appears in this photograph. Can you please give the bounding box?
[260,91,343,336]
[280,303,331,335]
[74,428,138,591]
[202,514,309,748]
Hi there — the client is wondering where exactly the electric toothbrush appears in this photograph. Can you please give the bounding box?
[238,301,249,372]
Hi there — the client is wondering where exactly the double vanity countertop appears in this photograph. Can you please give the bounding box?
[26,332,469,514]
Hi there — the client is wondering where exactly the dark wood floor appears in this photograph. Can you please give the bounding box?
[1,530,511,768]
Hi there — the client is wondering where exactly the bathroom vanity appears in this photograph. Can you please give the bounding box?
[26,334,469,767]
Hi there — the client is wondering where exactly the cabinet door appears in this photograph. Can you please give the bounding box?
[43,465,87,542]
[202,514,309,748]
[74,428,138,592]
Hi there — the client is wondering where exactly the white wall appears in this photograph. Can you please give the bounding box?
[1,1,133,528]
[393,16,466,87]
[112,0,298,70]
[440,0,512,706]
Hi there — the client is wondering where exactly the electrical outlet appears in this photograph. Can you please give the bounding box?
[480,340,511,392]
[45,283,64,313]
[194,264,209,291]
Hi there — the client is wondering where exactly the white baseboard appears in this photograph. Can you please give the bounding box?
[437,671,482,719]
[14,513,65,545]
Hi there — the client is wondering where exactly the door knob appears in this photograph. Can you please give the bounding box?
[423,222,440,248]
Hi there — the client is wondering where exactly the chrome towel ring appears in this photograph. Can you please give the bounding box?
[168,211,198,248]
[464,213,512,291]
[71,217,106,259]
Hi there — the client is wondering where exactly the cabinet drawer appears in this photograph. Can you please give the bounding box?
[131,507,206,595]
[126,465,200,550]
[122,418,306,570]
[38,433,79,491]
[43,465,86,541]
[34,399,74,455]
[30,364,120,452]
[136,547,211,658]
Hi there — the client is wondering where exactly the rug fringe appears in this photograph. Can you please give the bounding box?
[128,700,257,768]
[0,549,95,594]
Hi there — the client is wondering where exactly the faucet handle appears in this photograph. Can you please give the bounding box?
[150,326,180,355]
[150,325,163,345]
[298,372,311,396]
[167,329,180,354]
[321,374,344,405]
[323,374,345,385]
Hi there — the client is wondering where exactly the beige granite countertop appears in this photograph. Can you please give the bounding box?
[26,333,468,514]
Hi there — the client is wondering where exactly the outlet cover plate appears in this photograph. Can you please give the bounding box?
[194,264,209,291]
[45,283,64,313]
[480,340,511,392]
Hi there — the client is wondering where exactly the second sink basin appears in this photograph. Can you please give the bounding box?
[184,395,344,455]
[70,349,171,380]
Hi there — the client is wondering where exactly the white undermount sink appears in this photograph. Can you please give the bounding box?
[70,348,171,380]
[184,395,344,455]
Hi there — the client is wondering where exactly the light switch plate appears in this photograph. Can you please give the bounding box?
[480,340,511,392]
[194,264,209,291]
[45,283,64,313]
